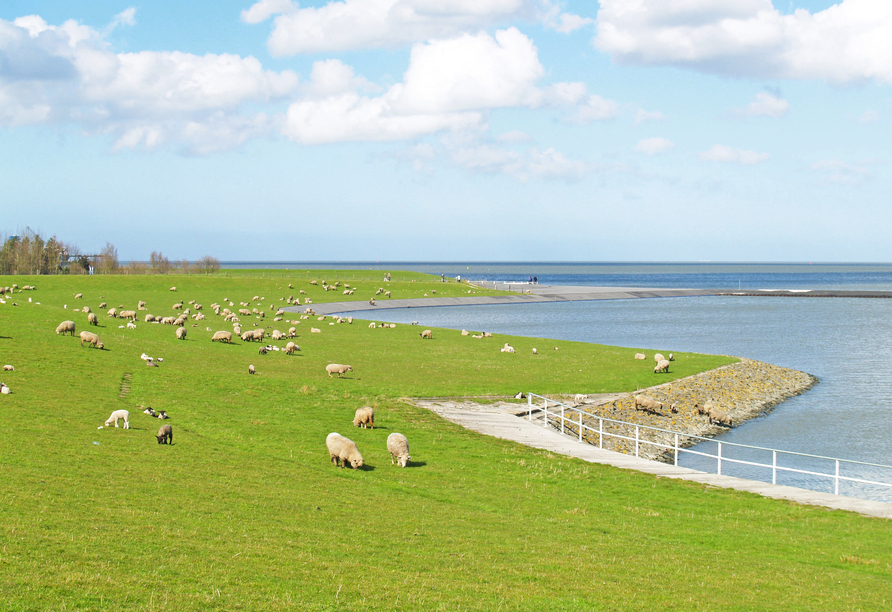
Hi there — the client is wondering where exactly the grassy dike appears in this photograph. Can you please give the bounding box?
[0,271,889,611]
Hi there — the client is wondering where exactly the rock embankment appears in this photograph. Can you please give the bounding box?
[559,358,817,461]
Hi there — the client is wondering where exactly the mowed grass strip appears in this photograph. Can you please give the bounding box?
[0,272,888,611]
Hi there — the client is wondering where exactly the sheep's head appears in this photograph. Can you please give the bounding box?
[350,457,364,469]
[399,455,410,468]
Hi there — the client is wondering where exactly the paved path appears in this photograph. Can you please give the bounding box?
[284,284,714,316]
[415,399,892,519]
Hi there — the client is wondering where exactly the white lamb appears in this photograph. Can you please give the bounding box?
[104,409,130,429]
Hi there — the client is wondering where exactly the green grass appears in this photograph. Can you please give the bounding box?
[0,272,889,611]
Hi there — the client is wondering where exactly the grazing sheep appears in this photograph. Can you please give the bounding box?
[420,329,432,339]
[271,329,284,340]
[326,432,364,469]
[0,383,10,394]
[87,312,98,326]
[98,302,107,309]
[352,406,375,429]
[104,409,130,428]
[709,408,733,427]
[386,432,411,468]
[79,331,104,349]
[137,301,147,310]
[145,314,156,323]
[157,423,173,444]
[500,343,515,353]
[532,348,538,354]
[634,395,664,414]
[119,310,137,321]
[82,306,91,314]
[258,346,268,355]
[285,342,299,355]
[698,400,714,416]
[211,330,232,343]
[654,359,670,373]
[326,364,353,378]
[74,293,83,299]
[2,365,13,371]
[654,353,664,363]
[368,322,376,328]
[56,320,76,336]
[126,321,136,330]
[669,353,675,361]
[107,308,118,318]
[170,286,177,292]
[248,364,256,374]
[310,327,321,333]
[176,327,187,340]
[634,353,646,360]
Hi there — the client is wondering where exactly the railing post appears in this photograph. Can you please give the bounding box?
[772,451,777,485]
[835,460,840,496]
[674,433,679,466]
[528,393,532,421]
[717,442,722,476]
[542,399,548,428]
[635,426,640,458]
[579,411,583,442]
[561,404,565,434]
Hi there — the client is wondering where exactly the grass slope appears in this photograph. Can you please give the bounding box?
[0,272,888,611]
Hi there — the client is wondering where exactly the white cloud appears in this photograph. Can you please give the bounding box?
[734,92,789,118]
[109,7,136,30]
[634,108,665,124]
[306,59,377,97]
[700,144,769,165]
[635,137,674,155]
[497,130,533,143]
[245,0,593,55]
[448,142,590,181]
[283,28,612,144]
[595,0,892,84]
[240,0,297,24]
[0,16,299,152]
[810,158,878,185]
[856,109,880,125]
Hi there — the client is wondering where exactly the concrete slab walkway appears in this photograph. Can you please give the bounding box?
[415,399,892,519]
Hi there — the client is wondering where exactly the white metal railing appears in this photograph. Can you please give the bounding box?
[528,393,892,501]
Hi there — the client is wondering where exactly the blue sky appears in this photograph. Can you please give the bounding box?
[1,0,889,262]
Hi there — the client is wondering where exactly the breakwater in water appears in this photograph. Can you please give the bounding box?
[547,358,817,462]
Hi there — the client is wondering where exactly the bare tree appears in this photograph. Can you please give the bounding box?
[150,251,171,274]
[199,255,221,275]
[98,242,119,274]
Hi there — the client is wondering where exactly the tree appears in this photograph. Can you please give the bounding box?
[199,255,221,275]
[98,243,119,274]
[150,251,171,274]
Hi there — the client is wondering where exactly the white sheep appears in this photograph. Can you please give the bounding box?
[634,353,646,360]
[353,406,375,429]
[654,359,670,373]
[326,432,364,469]
[654,353,665,363]
[500,343,515,353]
[87,312,98,326]
[420,329,432,339]
[79,331,104,349]
[386,432,411,468]
[211,330,232,343]
[2,365,13,371]
[56,320,76,336]
[157,424,173,444]
[176,327,187,340]
[326,364,353,378]
[284,342,300,355]
[104,409,130,428]
[0,383,10,394]
[248,364,255,375]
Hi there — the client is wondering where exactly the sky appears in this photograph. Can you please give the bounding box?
[1,0,890,263]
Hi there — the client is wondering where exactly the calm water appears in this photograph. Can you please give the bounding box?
[230,262,892,500]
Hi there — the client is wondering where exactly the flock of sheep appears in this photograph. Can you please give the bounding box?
[630,352,731,426]
[45,281,422,467]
